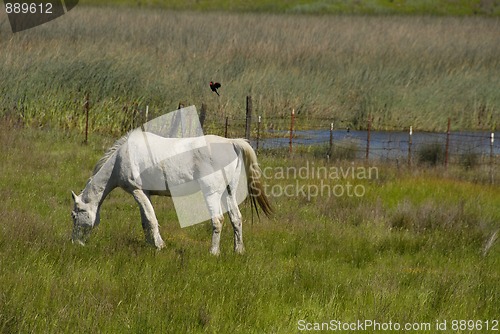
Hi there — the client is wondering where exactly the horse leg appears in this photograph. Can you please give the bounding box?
[132,189,165,249]
[225,193,244,254]
[205,192,224,256]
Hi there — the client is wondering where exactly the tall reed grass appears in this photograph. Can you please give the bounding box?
[1,8,499,134]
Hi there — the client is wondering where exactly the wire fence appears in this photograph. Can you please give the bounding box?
[84,95,498,183]
[196,97,498,184]
[217,113,498,162]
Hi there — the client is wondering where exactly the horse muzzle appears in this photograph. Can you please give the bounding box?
[71,225,92,246]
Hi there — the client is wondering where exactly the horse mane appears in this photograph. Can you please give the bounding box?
[92,132,130,175]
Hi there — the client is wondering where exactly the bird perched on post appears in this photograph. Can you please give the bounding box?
[210,81,221,96]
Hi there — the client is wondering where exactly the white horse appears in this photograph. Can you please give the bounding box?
[71,132,272,255]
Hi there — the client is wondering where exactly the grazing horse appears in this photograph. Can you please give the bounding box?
[71,132,272,255]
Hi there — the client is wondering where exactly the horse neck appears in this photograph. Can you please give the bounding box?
[81,153,117,209]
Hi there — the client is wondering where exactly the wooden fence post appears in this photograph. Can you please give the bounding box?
[445,118,451,168]
[224,116,228,138]
[199,103,207,131]
[289,108,295,155]
[84,92,90,144]
[245,96,252,140]
[132,102,139,129]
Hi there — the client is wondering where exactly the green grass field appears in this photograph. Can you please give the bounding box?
[0,123,498,332]
[1,3,499,332]
[77,0,500,16]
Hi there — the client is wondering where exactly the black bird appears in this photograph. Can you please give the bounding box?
[210,81,221,96]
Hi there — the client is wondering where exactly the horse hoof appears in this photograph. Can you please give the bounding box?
[71,239,85,246]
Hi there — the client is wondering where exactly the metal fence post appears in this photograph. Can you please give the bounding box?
[329,122,334,159]
[445,118,451,168]
[408,126,413,167]
[490,132,495,184]
[289,109,295,155]
[366,117,371,160]
[256,115,261,152]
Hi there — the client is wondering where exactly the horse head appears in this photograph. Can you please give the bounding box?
[71,191,100,245]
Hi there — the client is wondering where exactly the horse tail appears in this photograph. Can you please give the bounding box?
[231,139,273,218]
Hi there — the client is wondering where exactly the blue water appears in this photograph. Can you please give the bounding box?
[253,129,499,159]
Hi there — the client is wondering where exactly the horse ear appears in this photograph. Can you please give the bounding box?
[71,191,78,202]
